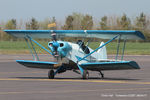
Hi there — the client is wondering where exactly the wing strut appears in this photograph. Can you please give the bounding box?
[78,35,119,63]
[24,38,39,61]
[121,39,127,61]
[76,35,119,77]
[26,35,53,56]
[29,38,40,61]
[115,35,121,61]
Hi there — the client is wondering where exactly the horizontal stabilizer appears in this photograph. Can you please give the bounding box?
[80,61,140,71]
[4,30,145,40]
[16,60,58,69]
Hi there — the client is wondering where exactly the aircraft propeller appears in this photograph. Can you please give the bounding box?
[51,33,59,56]
[50,32,62,63]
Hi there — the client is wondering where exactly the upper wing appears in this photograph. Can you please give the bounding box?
[16,60,59,69]
[79,61,140,71]
[4,30,145,40]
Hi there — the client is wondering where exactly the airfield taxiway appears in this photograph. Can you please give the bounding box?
[0,55,149,100]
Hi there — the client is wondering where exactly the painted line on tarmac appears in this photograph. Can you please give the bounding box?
[0,88,150,95]
[0,78,150,85]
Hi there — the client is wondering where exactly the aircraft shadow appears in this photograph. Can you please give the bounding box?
[13,77,140,81]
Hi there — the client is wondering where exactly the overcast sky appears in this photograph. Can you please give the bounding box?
[0,0,150,21]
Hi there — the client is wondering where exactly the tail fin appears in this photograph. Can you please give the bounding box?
[97,42,107,59]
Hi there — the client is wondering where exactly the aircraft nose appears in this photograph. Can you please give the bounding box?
[52,42,59,56]
[53,42,59,49]
[48,41,72,58]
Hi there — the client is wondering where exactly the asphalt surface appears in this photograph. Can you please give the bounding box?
[0,54,150,100]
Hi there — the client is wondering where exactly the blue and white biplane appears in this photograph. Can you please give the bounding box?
[4,30,145,79]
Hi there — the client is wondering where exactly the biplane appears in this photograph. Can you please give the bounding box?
[4,30,145,79]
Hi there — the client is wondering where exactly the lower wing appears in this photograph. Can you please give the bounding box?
[16,60,59,69]
[17,60,140,71]
[80,61,140,71]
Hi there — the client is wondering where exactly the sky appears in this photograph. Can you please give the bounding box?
[0,0,150,21]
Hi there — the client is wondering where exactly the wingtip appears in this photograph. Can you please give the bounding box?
[135,31,146,40]
[129,61,141,69]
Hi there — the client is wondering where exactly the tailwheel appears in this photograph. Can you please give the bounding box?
[82,70,89,79]
[99,71,104,78]
[48,69,55,79]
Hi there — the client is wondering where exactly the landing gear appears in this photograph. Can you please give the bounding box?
[99,71,104,78]
[82,70,89,79]
[48,70,55,79]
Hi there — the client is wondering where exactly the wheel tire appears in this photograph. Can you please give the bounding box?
[82,70,89,79]
[48,70,54,79]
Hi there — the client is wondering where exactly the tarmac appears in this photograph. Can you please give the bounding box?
[0,54,150,100]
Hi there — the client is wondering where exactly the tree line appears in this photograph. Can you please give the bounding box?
[0,12,150,41]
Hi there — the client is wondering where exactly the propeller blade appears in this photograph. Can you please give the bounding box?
[51,33,57,41]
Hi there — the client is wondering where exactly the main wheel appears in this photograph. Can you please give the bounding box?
[48,70,54,79]
[82,70,89,79]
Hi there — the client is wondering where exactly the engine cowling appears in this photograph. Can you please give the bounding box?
[48,41,72,58]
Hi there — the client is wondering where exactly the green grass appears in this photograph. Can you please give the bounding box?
[0,41,150,55]
[0,41,49,54]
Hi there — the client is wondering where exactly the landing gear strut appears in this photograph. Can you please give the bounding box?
[48,69,55,79]
[99,71,104,78]
[82,70,89,79]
